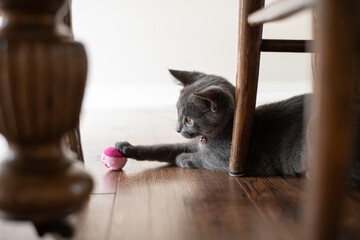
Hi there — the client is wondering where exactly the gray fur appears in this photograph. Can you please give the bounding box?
[115,70,360,187]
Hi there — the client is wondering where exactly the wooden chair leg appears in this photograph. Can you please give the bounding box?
[66,122,85,162]
[229,0,265,176]
[305,0,360,239]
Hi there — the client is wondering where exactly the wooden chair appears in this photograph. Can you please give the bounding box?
[230,0,360,240]
[229,0,315,176]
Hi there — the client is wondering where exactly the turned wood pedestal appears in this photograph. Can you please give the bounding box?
[0,0,93,237]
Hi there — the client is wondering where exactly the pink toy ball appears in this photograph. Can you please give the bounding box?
[101,147,127,170]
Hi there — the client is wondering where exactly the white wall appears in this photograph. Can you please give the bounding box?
[72,0,313,111]
[0,1,314,157]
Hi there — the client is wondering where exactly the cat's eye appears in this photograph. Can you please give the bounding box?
[185,117,194,126]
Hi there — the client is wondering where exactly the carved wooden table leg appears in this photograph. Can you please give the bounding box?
[66,124,85,162]
[63,0,85,162]
[305,0,360,239]
[34,219,74,238]
[0,0,93,237]
[229,0,264,176]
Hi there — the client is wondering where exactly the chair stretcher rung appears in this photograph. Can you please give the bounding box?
[261,39,315,53]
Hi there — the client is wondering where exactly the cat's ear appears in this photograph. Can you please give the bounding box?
[168,69,203,86]
[192,86,233,113]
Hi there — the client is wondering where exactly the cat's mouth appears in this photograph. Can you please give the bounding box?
[180,132,199,139]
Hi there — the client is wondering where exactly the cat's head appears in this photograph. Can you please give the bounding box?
[169,69,235,139]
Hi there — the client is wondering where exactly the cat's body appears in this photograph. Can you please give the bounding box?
[116,70,360,187]
[247,94,309,176]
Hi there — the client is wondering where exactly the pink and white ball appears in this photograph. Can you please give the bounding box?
[101,147,127,170]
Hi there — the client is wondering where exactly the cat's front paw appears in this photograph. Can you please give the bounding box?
[115,141,137,158]
[176,153,197,169]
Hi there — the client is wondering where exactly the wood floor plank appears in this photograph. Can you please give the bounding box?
[80,111,126,194]
[80,109,183,194]
[0,194,115,240]
[338,188,360,239]
[290,179,360,239]
[1,108,360,239]
[108,163,277,240]
[74,194,115,240]
[0,220,53,240]
[237,177,360,240]
[236,177,304,240]
[105,109,286,240]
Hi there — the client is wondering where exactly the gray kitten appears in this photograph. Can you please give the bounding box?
[115,70,360,186]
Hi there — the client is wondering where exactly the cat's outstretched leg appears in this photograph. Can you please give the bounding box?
[115,141,198,163]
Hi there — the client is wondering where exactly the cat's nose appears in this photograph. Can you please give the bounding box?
[176,122,182,133]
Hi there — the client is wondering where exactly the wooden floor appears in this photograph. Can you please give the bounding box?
[1,109,360,240]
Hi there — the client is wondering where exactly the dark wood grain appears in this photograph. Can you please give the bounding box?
[0,0,93,234]
[261,39,315,53]
[236,177,305,240]
[340,189,360,239]
[230,0,264,175]
[237,176,360,240]
[305,0,360,239]
[74,194,115,240]
[103,109,275,240]
[109,165,277,240]
[0,194,115,240]
[1,108,360,239]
